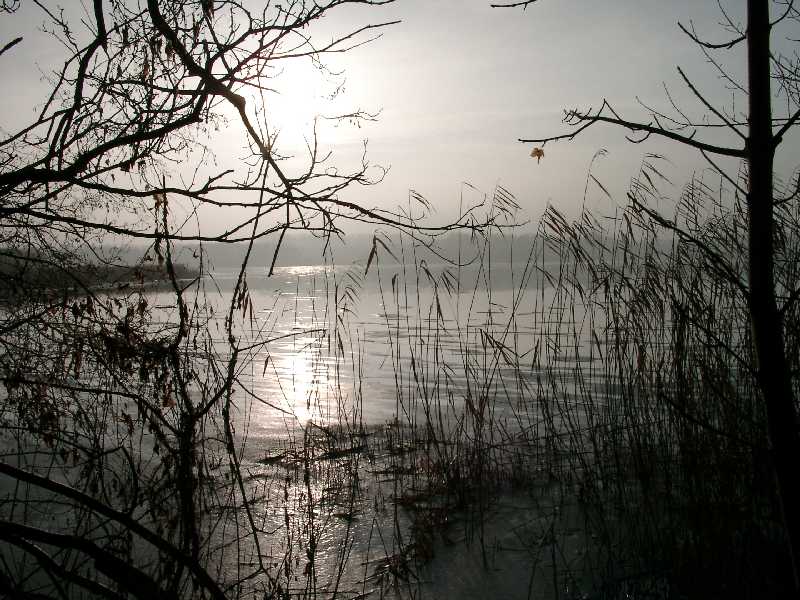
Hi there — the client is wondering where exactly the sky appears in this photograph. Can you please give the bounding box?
[310,0,797,228]
[2,1,799,236]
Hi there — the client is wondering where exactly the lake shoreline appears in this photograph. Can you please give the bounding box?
[0,257,200,304]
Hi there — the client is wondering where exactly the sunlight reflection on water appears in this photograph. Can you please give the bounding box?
[143,262,579,445]
[191,263,568,443]
[279,351,317,426]
[139,262,605,598]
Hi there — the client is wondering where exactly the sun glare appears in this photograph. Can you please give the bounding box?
[283,350,317,426]
[263,61,335,144]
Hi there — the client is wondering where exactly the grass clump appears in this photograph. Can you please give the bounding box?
[361,164,799,598]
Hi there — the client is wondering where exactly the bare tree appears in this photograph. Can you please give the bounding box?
[0,1,505,598]
[495,0,800,589]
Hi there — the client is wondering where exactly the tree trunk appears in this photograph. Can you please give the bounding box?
[746,0,800,589]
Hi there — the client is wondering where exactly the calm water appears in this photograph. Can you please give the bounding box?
[1,259,609,600]
[179,262,605,598]
[167,261,578,445]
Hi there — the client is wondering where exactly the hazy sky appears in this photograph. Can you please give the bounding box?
[2,1,799,235]
[319,0,797,228]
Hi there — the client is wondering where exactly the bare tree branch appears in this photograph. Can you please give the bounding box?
[520,100,746,158]
[0,36,22,57]
[490,0,538,7]
[0,461,228,600]
[676,65,746,139]
[678,19,745,50]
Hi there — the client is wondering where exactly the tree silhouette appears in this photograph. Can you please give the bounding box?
[496,0,800,589]
[0,1,504,597]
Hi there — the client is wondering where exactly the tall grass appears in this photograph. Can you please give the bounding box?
[359,163,800,598]
[3,162,798,599]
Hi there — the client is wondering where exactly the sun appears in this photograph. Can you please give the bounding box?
[263,60,333,142]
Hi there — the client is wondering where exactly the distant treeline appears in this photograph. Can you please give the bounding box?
[169,230,550,269]
[0,251,197,299]
[48,228,675,278]
[184,229,674,269]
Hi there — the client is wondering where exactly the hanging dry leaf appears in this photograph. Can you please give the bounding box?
[74,342,83,379]
[530,147,544,163]
[119,413,134,435]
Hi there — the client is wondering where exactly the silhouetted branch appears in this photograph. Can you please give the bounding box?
[678,19,745,50]
[775,107,800,143]
[490,0,538,7]
[0,461,228,600]
[676,65,746,139]
[0,36,21,57]
[0,521,167,600]
[520,101,746,158]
